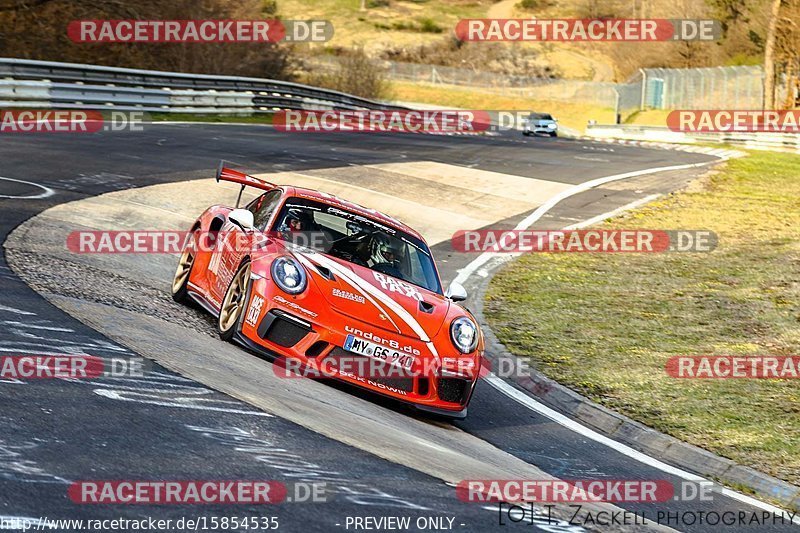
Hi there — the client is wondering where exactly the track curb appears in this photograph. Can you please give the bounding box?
[469,202,800,515]
[575,135,747,159]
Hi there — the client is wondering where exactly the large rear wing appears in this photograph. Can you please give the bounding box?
[215,161,278,208]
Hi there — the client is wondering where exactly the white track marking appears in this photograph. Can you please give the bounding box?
[0,305,35,316]
[453,158,725,286]
[1,321,74,333]
[564,194,661,230]
[468,153,799,522]
[484,375,799,524]
[0,176,54,200]
[94,389,273,417]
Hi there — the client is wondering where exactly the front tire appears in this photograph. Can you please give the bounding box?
[218,260,252,341]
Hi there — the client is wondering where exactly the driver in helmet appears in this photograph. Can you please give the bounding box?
[278,208,312,244]
[370,234,404,278]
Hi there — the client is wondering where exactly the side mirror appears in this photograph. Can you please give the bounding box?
[445,281,468,302]
[228,209,255,231]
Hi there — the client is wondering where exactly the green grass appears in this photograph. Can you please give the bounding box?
[623,109,671,126]
[485,152,800,484]
[391,80,615,132]
[279,0,492,48]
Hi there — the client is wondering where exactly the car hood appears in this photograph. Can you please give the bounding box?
[292,249,450,342]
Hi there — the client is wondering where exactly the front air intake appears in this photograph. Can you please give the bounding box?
[437,377,470,404]
[305,341,329,357]
[257,311,311,347]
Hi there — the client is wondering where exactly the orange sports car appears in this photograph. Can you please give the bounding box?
[171,164,483,418]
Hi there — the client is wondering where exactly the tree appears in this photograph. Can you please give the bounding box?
[774,0,800,107]
[763,0,781,109]
[0,0,295,80]
[305,48,392,100]
[707,0,750,35]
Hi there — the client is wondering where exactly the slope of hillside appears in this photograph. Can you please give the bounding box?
[286,0,766,82]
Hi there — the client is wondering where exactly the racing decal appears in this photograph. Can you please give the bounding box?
[442,357,477,376]
[209,223,243,291]
[293,193,405,232]
[306,254,438,360]
[293,253,402,335]
[372,272,423,301]
[337,371,409,396]
[332,288,365,304]
[272,295,318,318]
[245,295,264,326]
[327,207,396,234]
[189,281,222,309]
[367,379,408,396]
[207,224,231,276]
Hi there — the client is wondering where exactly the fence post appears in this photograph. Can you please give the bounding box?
[665,70,673,109]
[639,68,647,110]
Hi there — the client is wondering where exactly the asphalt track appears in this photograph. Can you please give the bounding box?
[0,124,794,533]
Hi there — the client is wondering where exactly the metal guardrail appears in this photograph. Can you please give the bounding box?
[586,124,800,154]
[0,58,406,114]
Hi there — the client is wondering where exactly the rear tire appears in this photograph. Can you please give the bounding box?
[172,230,198,304]
[218,260,252,341]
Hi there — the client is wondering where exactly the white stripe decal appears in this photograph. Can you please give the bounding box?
[295,253,402,335]
[314,255,428,340]
[305,253,440,362]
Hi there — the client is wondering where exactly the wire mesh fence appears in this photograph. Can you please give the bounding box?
[639,66,764,110]
[308,57,771,118]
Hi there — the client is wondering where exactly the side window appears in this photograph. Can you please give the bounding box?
[248,190,282,231]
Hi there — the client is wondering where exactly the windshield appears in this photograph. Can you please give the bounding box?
[529,113,554,121]
[271,197,442,294]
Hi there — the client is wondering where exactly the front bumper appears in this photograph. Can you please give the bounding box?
[524,124,558,134]
[240,289,479,416]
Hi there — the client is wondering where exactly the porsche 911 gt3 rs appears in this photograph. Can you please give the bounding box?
[171,163,484,418]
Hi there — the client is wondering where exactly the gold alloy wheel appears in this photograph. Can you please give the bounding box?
[219,262,251,333]
[172,243,195,295]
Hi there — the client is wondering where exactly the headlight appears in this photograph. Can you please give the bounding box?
[271,256,307,295]
[450,317,479,354]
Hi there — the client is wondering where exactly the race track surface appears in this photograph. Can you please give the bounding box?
[1,125,792,532]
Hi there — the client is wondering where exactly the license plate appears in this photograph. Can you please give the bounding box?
[344,335,414,369]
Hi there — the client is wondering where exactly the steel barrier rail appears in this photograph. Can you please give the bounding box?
[0,57,406,113]
[586,124,800,154]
